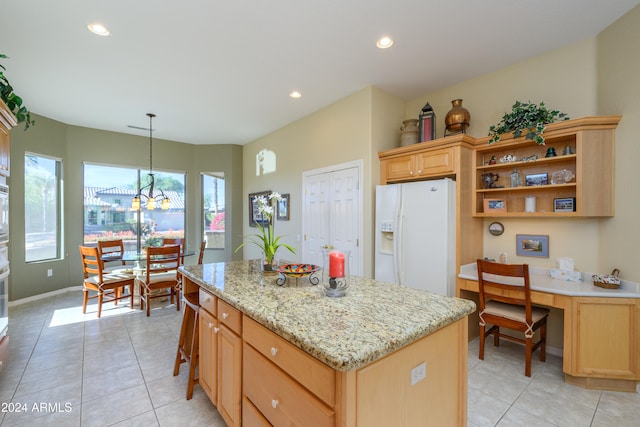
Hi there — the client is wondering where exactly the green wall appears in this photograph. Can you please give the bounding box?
[9,116,242,301]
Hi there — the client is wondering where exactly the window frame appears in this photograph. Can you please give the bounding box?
[24,152,63,263]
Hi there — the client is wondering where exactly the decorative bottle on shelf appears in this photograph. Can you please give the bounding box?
[510,168,522,188]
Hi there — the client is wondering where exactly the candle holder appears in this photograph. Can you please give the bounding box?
[322,248,350,297]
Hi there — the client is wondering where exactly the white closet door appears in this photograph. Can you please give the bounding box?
[302,162,362,276]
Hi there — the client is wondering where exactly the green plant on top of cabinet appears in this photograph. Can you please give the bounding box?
[473,116,621,217]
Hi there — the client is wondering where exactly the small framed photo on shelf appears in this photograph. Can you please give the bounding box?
[554,197,576,212]
[525,173,549,186]
[277,193,290,220]
[483,198,507,214]
[516,234,549,258]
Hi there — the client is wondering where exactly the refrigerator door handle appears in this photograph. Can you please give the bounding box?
[394,189,403,285]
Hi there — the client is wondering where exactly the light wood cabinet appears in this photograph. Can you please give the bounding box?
[199,291,218,404]
[472,116,620,217]
[565,297,640,391]
[217,299,243,427]
[381,145,456,182]
[0,99,15,177]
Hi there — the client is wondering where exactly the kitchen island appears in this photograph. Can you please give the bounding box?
[180,260,475,426]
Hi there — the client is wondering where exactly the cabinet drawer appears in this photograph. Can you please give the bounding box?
[218,299,242,335]
[243,316,335,406]
[242,396,272,427]
[243,344,334,427]
[199,289,216,315]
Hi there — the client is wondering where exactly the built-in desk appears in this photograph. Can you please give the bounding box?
[458,263,640,392]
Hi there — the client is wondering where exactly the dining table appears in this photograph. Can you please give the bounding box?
[102,249,196,306]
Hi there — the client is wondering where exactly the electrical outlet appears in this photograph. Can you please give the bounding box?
[47,269,53,277]
[410,362,426,385]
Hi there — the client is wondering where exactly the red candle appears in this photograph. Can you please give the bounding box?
[329,251,345,278]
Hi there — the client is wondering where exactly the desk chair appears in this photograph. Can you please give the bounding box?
[139,244,181,316]
[476,259,550,377]
[79,245,135,318]
[173,241,206,399]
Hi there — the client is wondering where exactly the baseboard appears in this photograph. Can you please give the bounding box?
[9,286,82,307]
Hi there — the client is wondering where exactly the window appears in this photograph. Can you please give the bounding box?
[25,153,62,262]
[83,163,186,251]
[202,173,225,249]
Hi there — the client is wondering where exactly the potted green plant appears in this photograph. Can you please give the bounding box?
[0,54,35,129]
[235,192,295,273]
[488,101,568,145]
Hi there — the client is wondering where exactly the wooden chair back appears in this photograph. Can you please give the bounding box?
[477,260,534,325]
[97,239,126,266]
[146,244,181,277]
[80,245,105,280]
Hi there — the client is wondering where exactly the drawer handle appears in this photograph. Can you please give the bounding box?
[270,347,278,357]
[214,327,219,334]
[418,169,422,174]
[409,171,414,175]
[222,312,229,319]
[208,322,214,329]
[271,399,279,409]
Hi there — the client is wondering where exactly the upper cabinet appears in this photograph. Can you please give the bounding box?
[379,116,620,218]
[0,99,16,177]
[472,116,621,217]
[379,136,476,184]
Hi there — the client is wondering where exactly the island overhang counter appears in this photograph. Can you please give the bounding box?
[179,260,475,426]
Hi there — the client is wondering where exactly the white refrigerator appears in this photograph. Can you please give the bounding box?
[374,178,456,296]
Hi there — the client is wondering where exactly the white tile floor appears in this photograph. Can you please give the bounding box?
[1,289,639,426]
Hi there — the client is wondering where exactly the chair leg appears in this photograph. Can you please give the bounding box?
[146,288,151,317]
[493,327,500,347]
[478,323,485,360]
[186,311,199,400]
[540,322,547,362]
[525,341,532,377]
[97,292,103,318]
[82,289,89,314]
[174,306,190,376]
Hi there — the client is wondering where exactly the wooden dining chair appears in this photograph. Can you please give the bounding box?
[79,245,135,318]
[138,244,182,316]
[476,259,550,376]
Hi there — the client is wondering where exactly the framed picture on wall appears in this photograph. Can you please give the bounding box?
[249,190,271,227]
[277,193,290,221]
[516,234,549,258]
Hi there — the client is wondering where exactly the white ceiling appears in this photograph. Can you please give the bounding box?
[2,0,638,145]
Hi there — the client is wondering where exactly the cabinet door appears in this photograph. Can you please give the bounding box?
[199,308,218,404]
[415,147,455,178]
[569,297,639,380]
[218,324,243,427]
[382,154,416,181]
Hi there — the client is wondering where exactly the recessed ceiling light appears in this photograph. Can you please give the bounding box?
[376,36,394,49]
[289,91,302,99]
[88,23,110,36]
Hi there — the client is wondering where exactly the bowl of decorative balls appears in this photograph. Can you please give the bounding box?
[275,263,321,286]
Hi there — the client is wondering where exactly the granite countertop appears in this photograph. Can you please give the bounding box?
[459,263,640,298]
[180,260,475,372]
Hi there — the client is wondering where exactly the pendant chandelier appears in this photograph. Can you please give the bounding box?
[131,113,170,211]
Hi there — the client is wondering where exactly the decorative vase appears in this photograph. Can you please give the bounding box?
[444,99,470,135]
[400,119,420,146]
